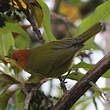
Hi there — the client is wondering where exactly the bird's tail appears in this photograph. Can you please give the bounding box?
[63,22,103,48]
[50,22,103,50]
[76,22,103,43]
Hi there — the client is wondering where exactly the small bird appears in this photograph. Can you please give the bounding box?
[5,23,102,83]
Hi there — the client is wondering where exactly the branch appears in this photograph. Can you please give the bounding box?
[25,0,45,44]
[52,51,110,110]
[15,0,45,44]
[24,91,33,110]
[51,12,76,29]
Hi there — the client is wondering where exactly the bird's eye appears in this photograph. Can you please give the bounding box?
[14,58,18,62]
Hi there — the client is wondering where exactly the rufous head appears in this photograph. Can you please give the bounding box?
[8,49,31,69]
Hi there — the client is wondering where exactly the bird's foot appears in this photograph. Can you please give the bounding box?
[59,77,67,93]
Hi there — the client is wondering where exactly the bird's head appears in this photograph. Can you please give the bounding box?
[5,49,31,69]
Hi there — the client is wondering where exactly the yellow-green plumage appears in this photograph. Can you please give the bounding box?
[26,38,83,78]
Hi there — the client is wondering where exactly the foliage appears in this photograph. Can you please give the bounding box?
[0,0,110,110]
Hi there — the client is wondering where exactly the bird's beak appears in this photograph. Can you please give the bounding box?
[4,56,11,63]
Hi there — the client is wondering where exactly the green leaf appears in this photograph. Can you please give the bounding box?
[32,3,43,28]
[0,74,20,85]
[64,0,82,6]
[72,62,94,71]
[66,62,94,81]
[0,31,14,57]
[2,22,30,39]
[102,69,110,78]
[0,90,15,110]
[0,73,20,110]
[74,1,110,37]
[66,72,84,81]
[37,0,56,42]
[0,73,20,92]
[71,96,93,110]
[0,73,19,110]
[16,90,25,110]
[5,22,30,49]
[84,37,98,50]
[102,87,110,91]
[81,102,91,110]
[6,103,17,110]
[0,22,30,56]
[15,35,30,49]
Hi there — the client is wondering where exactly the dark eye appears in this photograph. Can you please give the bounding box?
[14,58,18,62]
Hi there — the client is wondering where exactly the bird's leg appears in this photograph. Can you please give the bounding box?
[59,77,67,93]
[63,69,72,81]
[89,81,110,103]
[59,69,72,93]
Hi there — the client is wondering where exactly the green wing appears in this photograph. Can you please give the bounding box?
[26,38,83,77]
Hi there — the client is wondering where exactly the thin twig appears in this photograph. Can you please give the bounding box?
[51,12,76,29]
[14,0,45,44]
[25,0,45,43]
[24,91,33,110]
[89,81,110,102]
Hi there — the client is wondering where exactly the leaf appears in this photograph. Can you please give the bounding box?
[72,62,94,71]
[84,37,98,50]
[31,2,43,28]
[5,22,30,47]
[74,1,110,37]
[0,31,14,56]
[15,34,30,49]
[37,0,56,42]
[0,73,20,85]
[0,73,20,110]
[64,0,82,6]
[0,22,30,56]
[6,103,17,110]
[66,72,84,81]
[81,102,91,110]
[0,90,15,110]
[16,90,25,110]
[0,73,20,92]
[102,87,110,91]
[102,69,110,78]
[66,62,94,81]
[0,22,17,57]
[71,96,93,110]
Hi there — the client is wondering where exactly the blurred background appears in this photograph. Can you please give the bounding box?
[0,0,110,110]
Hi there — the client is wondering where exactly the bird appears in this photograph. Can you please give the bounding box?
[5,23,102,83]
